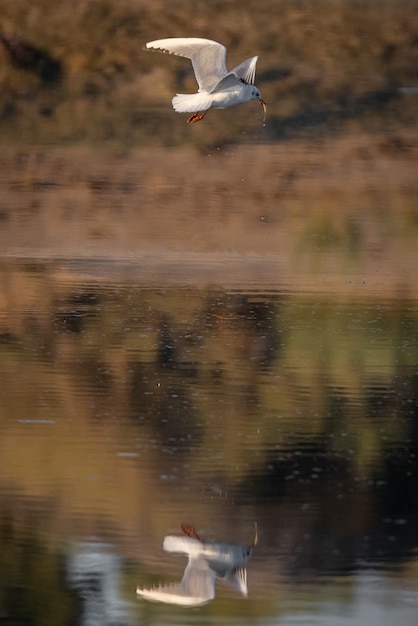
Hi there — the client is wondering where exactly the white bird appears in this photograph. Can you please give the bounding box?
[136,523,257,607]
[145,37,266,124]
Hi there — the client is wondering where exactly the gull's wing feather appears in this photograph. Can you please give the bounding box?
[210,73,241,93]
[230,56,258,85]
[146,38,228,92]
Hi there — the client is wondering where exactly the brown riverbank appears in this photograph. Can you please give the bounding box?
[1,128,417,295]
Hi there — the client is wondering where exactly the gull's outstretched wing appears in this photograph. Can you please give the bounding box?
[230,56,259,85]
[145,38,228,92]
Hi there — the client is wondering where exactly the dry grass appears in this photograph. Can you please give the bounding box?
[0,128,417,295]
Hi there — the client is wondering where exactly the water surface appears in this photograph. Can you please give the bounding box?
[0,251,417,625]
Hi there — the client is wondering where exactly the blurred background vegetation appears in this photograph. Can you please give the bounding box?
[0,0,417,146]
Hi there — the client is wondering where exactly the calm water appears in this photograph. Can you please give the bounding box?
[0,249,417,625]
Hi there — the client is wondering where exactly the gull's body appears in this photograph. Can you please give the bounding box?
[145,37,266,123]
[136,525,257,606]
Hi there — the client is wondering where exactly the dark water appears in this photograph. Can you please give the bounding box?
[0,257,417,625]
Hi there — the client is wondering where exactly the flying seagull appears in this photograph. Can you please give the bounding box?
[145,38,266,123]
[136,523,258,606]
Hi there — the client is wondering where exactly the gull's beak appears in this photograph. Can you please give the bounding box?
[258,98,267,122]
[253,522,258,547]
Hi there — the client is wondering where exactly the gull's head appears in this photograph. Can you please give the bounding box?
[250,86,266,122]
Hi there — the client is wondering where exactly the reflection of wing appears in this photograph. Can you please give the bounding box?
[136,563,215,607]
[180,556,216,603]
[223,567,248,596]
[137,532,254,606]
[137,536,216,606]
[137,584,205,606]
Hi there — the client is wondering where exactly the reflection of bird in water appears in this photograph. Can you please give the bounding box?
[136,523,257,606]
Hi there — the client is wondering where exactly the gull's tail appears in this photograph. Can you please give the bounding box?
[172,93,212,113]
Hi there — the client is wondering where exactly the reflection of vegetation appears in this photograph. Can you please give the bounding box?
[0,264,417,599]
[1,265,417,484]
[0,0,417,145]
[0,513,79,625]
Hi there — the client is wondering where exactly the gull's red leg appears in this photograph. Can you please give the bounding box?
[187,110,208,124]
[181,523,201,540]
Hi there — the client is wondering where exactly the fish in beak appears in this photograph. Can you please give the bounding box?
[258,98,267,123]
